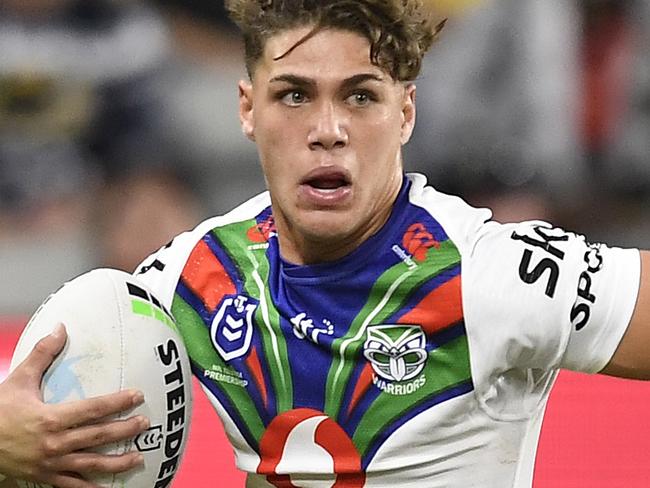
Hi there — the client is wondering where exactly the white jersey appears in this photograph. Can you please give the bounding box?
[136,173,640,487]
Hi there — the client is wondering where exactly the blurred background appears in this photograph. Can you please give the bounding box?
[1,0,649,313]
[1,0,650,486]
[1,0,650,312]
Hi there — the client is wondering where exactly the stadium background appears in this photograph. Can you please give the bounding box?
[2,0,650,486]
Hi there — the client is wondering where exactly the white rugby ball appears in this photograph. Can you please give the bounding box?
[10,268,193,488]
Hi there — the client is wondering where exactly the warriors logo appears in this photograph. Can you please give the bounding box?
[363,325,427,383]
[211,294,258,362]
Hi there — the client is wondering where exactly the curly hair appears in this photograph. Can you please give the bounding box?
[225,0,443,81]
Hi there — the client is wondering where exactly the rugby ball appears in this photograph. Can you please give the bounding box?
[9,268,192,488]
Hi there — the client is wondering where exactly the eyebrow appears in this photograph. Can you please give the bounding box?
[268,73,386,90]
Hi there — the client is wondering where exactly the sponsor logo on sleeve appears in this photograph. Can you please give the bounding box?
[511,225,604,331]
[511,225,570,299]
[570,243,603,331]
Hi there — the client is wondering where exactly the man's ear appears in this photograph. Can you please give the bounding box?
[239,80,255,141]
[400,83,416,145]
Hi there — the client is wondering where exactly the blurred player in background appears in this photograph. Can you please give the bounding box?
[408,0,650,237]
[0,0,204,312]
[1,1,650,487]
[0,0,169,234]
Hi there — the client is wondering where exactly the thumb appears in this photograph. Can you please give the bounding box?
[12,323,67,389]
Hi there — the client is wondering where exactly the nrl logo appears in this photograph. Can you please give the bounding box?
[363,325,427,383]
[211,294,257,362]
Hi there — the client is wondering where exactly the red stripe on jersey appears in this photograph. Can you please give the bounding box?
[181,239,236,312]
[246,346,269,409]
[398,275,463,334]
[346,364,374,419]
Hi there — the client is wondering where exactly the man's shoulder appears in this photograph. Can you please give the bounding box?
[134,191,271,307]
[405,173,493,256]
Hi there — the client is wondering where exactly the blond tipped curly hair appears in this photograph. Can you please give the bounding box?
[225,0,443,81]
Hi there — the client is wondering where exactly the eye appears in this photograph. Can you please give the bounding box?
[346,91,375,107]
[280,90,308,106]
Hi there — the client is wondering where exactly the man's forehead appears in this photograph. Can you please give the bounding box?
[257,26,388,82]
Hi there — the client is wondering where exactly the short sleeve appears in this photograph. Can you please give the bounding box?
[132,215,228,310]
[132,191,272,309]
[463,220,640,386]
[133,228,201,310]
[560,243,640,372]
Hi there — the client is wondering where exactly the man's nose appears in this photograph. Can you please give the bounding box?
[307,102,349,150]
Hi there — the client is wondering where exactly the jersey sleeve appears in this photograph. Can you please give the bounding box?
[132,190,272,310]
[463,220,640,383]
[133,228,202,311]
[132,214,228,310]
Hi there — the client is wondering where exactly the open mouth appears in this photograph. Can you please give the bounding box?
[306,176,350,192]
[300,167,352,204]
[302,168,351,191]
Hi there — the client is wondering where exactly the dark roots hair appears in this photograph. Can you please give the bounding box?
[225,0,444,81]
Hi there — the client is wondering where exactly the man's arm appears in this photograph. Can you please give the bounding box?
[0,326,148,488]
[601,250,650,379]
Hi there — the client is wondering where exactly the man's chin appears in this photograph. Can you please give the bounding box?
[298,219,368,259]
[301,223,352,244]
[275,207,370,262]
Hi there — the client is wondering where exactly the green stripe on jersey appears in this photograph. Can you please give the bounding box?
[352,334,471,456]
[171,295,266,443]
[211,223,294,414]
[324,239,461,420]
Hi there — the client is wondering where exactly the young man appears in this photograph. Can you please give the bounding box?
[1,1,649,486]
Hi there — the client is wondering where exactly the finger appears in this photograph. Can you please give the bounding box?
[58,416,149,452]
[53,390,144,429]
[50,451,144,476]
[13,324,67,388]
